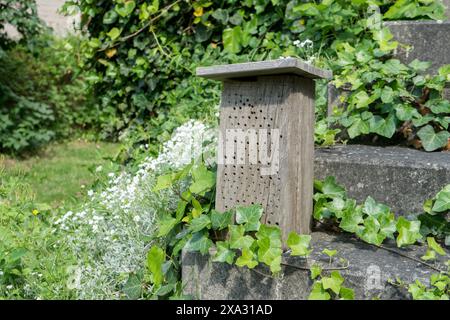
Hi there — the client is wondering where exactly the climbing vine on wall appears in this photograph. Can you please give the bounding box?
[65,0,449,151]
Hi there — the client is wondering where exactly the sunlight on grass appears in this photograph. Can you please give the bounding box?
[0,140,120,207]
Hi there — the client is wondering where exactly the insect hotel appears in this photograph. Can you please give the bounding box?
[197,58,332,240]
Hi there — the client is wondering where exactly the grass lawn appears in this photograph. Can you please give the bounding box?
[0,140,120,207]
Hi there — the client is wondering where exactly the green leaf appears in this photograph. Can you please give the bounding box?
[421,249,436,261]
[256,224,282,248]
[210,210,234,230]
[432,185,450,212]
[427,237,446,256]
[322,271,344,295]
[408,59,431,73]
[372,28,398,52]
[339,287,355,300]
[189,163,215,195]
[348,117,370,139]
[147,245,165,288]
[395,104,420,121]
[322,248,337,258]
[287,232,312,257]
[320,176,346,198]
[235,248,258,269]
[157,215,178,237]
[115,1,136,18]
[185,231,213,255]
[417,125,450,152]
[8,248,28,262]
[339,211,364,233]
[308,281,331,300]
[188,214,211,233]
[356,216,385,246]
[369,114,396,138]
[257,237,282,273]
[212,241,235,264]
[223,26,242,53]
[153,173,175,191]
[107,27,122,40]
[310,264,322,280]
[235,204,263,231]
[381,86,395,103]
[429,100,450,114]
[229,224,254,249]
[123,274,142,299]
[396,217,422,247]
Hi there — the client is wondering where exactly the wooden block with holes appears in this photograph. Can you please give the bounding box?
[197,58,332,241]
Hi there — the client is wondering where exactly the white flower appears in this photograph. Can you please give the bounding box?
[87,190,94,197]
[6,285,13,290]
[96,165,103,172]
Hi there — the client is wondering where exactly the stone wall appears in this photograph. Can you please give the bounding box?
[4,0,78,38]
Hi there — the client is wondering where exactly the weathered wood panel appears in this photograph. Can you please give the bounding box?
[215,75,315,240]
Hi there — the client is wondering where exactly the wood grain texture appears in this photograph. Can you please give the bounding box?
[215,75,315,241]
[197,58,332,81]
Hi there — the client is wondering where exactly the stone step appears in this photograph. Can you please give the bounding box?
[385,21,450,75]
[182,231,448,300]
[314,144,450,217]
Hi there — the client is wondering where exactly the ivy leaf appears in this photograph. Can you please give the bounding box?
[256,224,282,248]
[223,26,242,53]
[322,271,344,295]
[381,86,395,103]
[417,125,450,152]
[395,104,420,121]
[235,204,263,231]
[421,249,436,261]
[228,225,254,249]
[257,237,282,273]
[235,248,258,269]
[189,163,215,195]
[320,176,346,198]
[212,241,235,264]
[157,215,178,237]
[396,217,422,247]
[432,185,450,212]
[103,10,119,24]
[123,274,142,299]
[212,8,229,24]
[147,245,165,288]
[369,114,396,138]
[310,264,322,280]
[339,205,364,233]
[188,214,211,233]
[308,281,331,300]
[184,231,213,255]
[357,216,385,246]
[153,173,176,191]
[322,248,337,258]
[339,287,355,300]
[429,100,450,114]
[287,232,312,257]
[426,237,446,256]
[348,117,370,139]
[372,28,398,52]
[408,59,431,73]
[115,1,136,18]
[107,27,122,40]
[210,210,234,230]
[256,225,282,273]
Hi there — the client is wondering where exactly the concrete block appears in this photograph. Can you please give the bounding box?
[314,144,450,217]
[182,231,447,300]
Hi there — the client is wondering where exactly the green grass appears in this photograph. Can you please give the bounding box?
[0,140,120,207]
